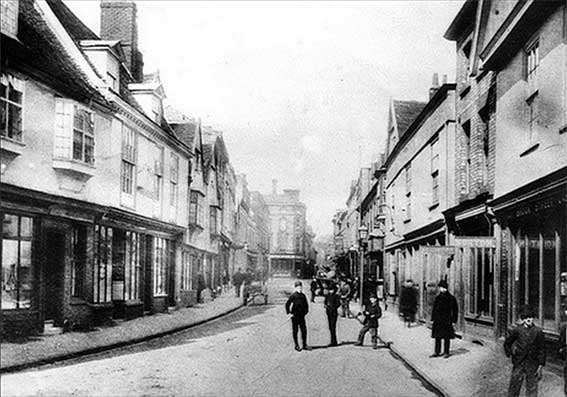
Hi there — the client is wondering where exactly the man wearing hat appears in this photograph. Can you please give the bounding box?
[504,305,545,396]
[354,293,382,349]
[324,284,341,347]
[285,281,312,351]
[430,279,458,358]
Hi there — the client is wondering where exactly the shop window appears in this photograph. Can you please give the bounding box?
[94,225,112,303]
[1,214,33,309]
[0,74,24,142]
[465,247,494,320]
[71,225,86,298]
[153,237,169,296]
[181,252,192,291]
[113,230,141,301]
[516,230,562,331]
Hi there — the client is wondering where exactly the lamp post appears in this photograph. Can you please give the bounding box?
[358,224,369,307]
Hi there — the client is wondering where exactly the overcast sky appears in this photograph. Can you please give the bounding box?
[65,0,464,238]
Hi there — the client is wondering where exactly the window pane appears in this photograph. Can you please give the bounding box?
[2,214,19,238]
[7,103,22,140]
[20,217,33,238]
[0,101,7,135]
[18,241,32,308]
[73,130,83,161]
[2,239,19,309]
[527,237,540,315]
[84,135,94,165]
[8,84,22,103]
[0,83,6,99]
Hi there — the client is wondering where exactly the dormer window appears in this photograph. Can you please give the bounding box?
[1,0,19,39]
[80,41,122,92]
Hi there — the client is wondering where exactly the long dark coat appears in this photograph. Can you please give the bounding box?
[431,291,458,339]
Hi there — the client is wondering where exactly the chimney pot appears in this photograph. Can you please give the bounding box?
[272,179,278,195]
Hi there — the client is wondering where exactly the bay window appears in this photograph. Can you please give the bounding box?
[54,99,95,165]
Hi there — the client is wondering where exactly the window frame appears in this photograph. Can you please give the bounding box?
[169,153,179,208]
[72,106,95,165]
[121,124,137,196]
[0,73,24,142]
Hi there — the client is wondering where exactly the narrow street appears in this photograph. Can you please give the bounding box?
[1,279,439,397]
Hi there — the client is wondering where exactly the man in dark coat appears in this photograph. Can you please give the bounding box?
[399,279,418,327]
[324,284,341,347]
[430,279,458,358]
[504,305,545,397]
[196,271,206,303]
[233,268,243,298]
[354,293,382,348]
[285,281,311,352]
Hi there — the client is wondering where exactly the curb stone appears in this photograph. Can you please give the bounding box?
[1,302,244,374]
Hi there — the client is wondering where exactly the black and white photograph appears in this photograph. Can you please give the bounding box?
[1,0,566,396]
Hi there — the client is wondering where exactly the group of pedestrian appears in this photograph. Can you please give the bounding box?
[286,277,561,396]
[232,268,256,298]
[285,280,383,352]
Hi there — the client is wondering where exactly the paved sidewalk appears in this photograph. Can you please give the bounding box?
[1,293,243,373]
[378,308,564,397]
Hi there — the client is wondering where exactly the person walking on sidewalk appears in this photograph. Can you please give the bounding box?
[233,268,243,298]
[285,281,312,352]
[399,279,418,327]
[504,305,545,397]
[324,284,341,347]
[430,279,458,358]
[338,279,352,318]
[310,276,318,303]
[354,293,382,349]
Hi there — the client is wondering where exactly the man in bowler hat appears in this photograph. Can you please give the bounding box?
[505,305,545,397]
[324,284,341,347]
[430,279,458,358]
[285,281,312,351]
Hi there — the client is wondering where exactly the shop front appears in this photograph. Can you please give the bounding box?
[491,168,566,341]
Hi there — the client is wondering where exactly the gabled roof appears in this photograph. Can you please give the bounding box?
[392,100,427,138]
[2,0,104,104]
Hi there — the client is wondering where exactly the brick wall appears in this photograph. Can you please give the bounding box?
[100,1,138,78]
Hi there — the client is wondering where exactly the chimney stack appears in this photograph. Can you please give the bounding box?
[272,179,278,195]
[429,73,440,100]
[100,0,144,82]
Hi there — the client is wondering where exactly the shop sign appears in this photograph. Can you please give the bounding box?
[513,194,567,218]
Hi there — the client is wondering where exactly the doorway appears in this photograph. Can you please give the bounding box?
[44,230,65,324]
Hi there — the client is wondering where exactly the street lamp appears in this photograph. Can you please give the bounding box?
[358,224,369,307]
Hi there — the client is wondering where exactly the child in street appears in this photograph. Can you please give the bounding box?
[354,293,382,349]
[504,305,545,397]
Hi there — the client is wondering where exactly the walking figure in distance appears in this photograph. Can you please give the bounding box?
[430,279,458,358]
[324,284,341,347]
[285,281,312,352]
[310,276,318,303]
[354,293,382,349]
[504,306,545,397]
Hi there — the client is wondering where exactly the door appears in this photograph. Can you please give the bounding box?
[420,246,455,323]
[44,230,65,323]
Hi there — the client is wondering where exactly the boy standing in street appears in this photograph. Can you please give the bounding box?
[354,293,382,349]
[285,281,312,352]
[504,306,545,397]
[324,284,341,347]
